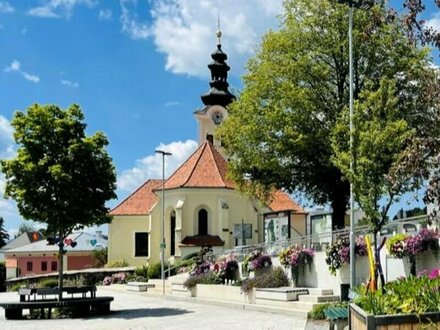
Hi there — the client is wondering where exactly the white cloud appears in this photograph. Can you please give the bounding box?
[118,0,283,77]
[120,0,151,40]
[27,0,97,19]
[61,79,79,88]
[0,115,14,159]
[426,12,440,32]
[99,8,112,21]
[4,59,40,83]
[0,1,14,13]
[117,139,198,191]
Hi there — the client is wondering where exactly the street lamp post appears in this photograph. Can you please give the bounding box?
[155,149,172,295]
[336,0,373,291]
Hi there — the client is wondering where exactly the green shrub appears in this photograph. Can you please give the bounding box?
[147,262,161,279]
[354,272,440,316]
[183,272,223,289]
[38,278,58,288]
[241,266,290,294]
[106,259,129,268]
[135,264,149,278]
[8,282,26,292]
[175,258,195,273]
[92,247,108,268]
[307,302,347,320]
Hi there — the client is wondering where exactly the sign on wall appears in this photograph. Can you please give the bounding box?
[264,213,290,242]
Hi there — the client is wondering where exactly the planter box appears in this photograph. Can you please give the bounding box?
[349,303,440,329]
[196,284,255,304]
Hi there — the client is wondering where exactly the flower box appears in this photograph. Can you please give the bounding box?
[349,303,440,329]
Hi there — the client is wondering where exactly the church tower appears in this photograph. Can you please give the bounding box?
[194,23,235,150]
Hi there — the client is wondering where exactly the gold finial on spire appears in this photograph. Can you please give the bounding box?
[216,13,222,45]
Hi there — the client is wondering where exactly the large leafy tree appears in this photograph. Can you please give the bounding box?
[1,104,117,298]
[0,217,9,248]
[219,0,436,229]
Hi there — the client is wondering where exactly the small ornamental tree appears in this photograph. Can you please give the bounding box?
[0,217,9,248]
[0,104,117,299]
[332,76,440,290]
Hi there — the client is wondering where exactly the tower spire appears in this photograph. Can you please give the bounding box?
[216,14,222,46]
[200,21,235,107]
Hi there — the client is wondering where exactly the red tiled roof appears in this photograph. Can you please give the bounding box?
[162,141,235,190]
[109,144,306,216]
[110,179,162,215]
[180,235,224,246]
[268,190,307,214]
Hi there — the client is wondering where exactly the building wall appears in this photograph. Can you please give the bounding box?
[6,252,97,278]
[291,213,307,237]
[67,255,95,270]
[15,255,58,277]
[108,214,151,267]
[108,188,264,266]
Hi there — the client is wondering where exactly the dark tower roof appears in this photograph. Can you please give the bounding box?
[200,29,235,107]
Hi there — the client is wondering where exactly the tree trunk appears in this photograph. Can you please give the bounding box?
[57,230,64,301]
[331,192,349,230]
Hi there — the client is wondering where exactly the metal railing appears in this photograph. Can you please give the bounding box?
[206,215,428,261]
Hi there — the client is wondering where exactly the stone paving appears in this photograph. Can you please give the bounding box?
[0,286,330,330]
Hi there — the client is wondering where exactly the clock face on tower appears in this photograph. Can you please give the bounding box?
[211,110,224,125]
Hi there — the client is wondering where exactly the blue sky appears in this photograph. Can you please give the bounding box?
[0,0,439,235]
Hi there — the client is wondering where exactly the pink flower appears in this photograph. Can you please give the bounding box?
[429,268,440,280]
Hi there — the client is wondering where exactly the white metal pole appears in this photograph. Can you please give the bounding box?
[156,150,171,295]
[348,5,356,290]
[161,153,165,295]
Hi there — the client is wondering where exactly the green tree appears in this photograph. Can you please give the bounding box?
[0,217,9,248]
[0,104,117,299]
[218,0,436,229]
[332,76,440,288]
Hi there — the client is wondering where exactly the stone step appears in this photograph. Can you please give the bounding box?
[305,288,334,296]
[255,287,308,302]
[298,294,340,303]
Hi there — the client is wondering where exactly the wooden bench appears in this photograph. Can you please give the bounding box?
[1,286,111,320]
[324,306,348,330]
[126,282,155,292]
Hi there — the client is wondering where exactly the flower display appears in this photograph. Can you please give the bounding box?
[243,250,272,272]
[279,246,315,283]
[325,236,367,275]
[191,260,213,276]
[429,268,440,280]
[212,254,239,282]
[354,272,440,316]
[386,228,440,259]
[386,233,409,258]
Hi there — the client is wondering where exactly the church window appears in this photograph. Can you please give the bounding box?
[198,209,208,235]
[135,232,149,257]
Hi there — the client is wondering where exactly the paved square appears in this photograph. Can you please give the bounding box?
[0,286,309,330]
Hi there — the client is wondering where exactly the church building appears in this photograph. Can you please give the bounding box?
[108,29,307,266]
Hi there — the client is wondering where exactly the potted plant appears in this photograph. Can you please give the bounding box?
[350,269,440,329]
[386,228,440,275]
[278,246,314,286]
[243,250,272,277]
[325,236,367,278]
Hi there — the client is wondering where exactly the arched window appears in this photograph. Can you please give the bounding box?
[198,209,208,235]
[170,210,176,256]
